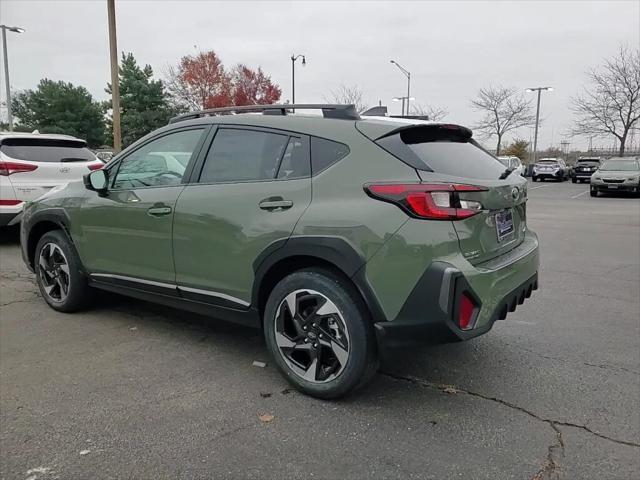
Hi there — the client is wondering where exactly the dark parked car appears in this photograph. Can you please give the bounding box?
[531,158,568,182]
[571,157,602,183]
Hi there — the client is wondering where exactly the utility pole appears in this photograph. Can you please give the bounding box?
[1,24,25,131]
[526,87,553,164]
[107,0,121,152]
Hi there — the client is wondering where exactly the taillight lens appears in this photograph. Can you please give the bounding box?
[87,162,103,171]
[0,161,38,176]
[0,199,23,206]
[364,183,486,220]
[459,292,476,330]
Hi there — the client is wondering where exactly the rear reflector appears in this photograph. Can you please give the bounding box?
[364,183,486,220]
[87,162,104,171]
[0,199,23,206]
[459,293,476,330]
[0,161,38,176]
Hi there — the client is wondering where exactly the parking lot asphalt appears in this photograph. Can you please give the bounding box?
[1,180,639,480]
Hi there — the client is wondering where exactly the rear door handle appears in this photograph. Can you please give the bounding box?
[147,206,173,217]
[259,198,293,211]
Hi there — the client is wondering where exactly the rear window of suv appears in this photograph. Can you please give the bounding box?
[376,125,505,180]
[0,138,95,163]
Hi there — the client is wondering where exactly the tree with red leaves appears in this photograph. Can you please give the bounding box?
[230,64,281,106]
[166,50,281,111]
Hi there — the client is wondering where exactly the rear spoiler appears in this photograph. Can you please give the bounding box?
[375,123,473,142]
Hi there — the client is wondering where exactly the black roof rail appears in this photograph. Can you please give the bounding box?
[168,104,360,124]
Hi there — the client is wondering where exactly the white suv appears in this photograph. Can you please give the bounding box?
[0,133,103,226]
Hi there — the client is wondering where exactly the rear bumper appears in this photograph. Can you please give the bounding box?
[374,234,539,349]
[0,204,24,227]
[533,171,563,179]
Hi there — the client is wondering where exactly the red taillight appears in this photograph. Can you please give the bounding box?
[0,199,23,206]
[0,161,38,176]
[87,162,103,171]
[459,293,476,330]
[364,183,486,220]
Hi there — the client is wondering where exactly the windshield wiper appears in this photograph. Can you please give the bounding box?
[499,167,515,180]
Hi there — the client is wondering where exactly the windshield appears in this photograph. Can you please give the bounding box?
[600,160,640,171]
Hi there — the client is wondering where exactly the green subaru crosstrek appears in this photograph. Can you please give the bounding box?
[20,104,539,399]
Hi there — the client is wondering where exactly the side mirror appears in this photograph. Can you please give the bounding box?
[84,169,109,195]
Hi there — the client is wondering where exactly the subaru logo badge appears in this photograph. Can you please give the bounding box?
[511,187,519,201]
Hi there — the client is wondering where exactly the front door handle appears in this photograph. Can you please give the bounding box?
[259,198,293,211]
[147,206,173,217]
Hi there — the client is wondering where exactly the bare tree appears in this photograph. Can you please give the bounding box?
[471,85,536,156]
[409,103,448,121]
[571,46,640,156]
[324,84,368,113]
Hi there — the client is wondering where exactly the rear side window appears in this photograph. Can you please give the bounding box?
[310,137,349,175]
[0,138,95,163]
[376,125,505,180]
[200,128,289,183]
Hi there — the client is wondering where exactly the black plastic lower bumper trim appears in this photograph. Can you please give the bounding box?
[374,263,538,350]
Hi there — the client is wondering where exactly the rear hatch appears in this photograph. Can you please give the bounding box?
[358,121,527,265]
[0,137,102,201]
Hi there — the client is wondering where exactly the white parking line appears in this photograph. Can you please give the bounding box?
[529,184,550,190]
[571,190,590,199]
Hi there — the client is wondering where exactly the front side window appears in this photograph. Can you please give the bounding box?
[112,129,203,189]
[199,128,289,183]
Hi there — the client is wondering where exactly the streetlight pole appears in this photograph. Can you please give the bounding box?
[290,54,305,108]
[526,87,553,165]
[1,25,25,131]
[390,60,411,115]
[107,0,121,152]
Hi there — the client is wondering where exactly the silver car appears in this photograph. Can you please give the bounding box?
[590,157,640,197]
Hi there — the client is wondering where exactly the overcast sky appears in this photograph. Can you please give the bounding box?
[2,0,638,149]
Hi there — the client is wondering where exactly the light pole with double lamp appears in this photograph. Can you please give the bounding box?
[1,25,25,131]
[526,87,553,164]
[390,60,411,115]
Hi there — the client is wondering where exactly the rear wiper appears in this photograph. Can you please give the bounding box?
[499,167,515,180]
[60,157,89,162]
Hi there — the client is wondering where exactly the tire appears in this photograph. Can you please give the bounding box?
[34,230,93,312]
[263,268,378,399]
[532,176,537,182]
[572,177,577,183]
[590,189,598,197]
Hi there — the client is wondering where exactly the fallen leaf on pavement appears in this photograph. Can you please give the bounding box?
[259,413,274,423]
[441,385,459,394]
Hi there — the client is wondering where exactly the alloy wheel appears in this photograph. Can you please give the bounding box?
[38,243,70,302]
[274,289,350,383]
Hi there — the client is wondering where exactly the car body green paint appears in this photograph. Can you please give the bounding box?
[21,111,539,347]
